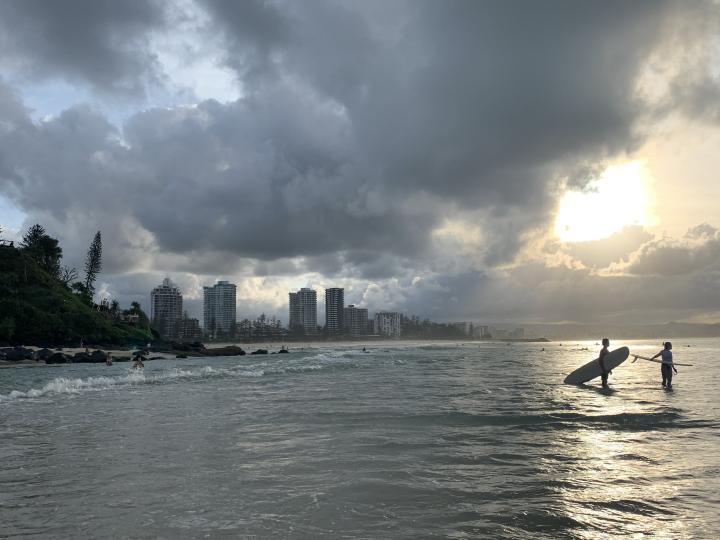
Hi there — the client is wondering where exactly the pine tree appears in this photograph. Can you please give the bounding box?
[21,224,46,249]
[84,231,103,294]
[21,223,63,278]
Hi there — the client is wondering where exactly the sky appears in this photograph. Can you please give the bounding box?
[1,0,720,326]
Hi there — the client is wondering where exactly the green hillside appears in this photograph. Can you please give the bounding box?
[0,245,153,346]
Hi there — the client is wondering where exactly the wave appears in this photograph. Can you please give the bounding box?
[0,352,373,404]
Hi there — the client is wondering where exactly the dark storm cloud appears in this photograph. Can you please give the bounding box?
[200,0,682,264]
[0,0,168,97]
[2,1,720,323]
[0,0,706,270]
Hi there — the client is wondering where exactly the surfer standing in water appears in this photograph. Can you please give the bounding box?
[651,341,677,388]
[598,338,611,388]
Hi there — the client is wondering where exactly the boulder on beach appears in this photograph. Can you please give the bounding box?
[171,341,206,352]
[199,345,245,357]
[90,350,108,362]
[4,347,35,361]
[36,348,54,360]
[46,352,69,364]
[250,349,268,355]
[73,352,93,363]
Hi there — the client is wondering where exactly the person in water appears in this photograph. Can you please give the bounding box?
[132,357,145,369]
[651,341,677,388]
[598,338,611,388]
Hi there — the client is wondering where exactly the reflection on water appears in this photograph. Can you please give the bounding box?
[0,339,719,538]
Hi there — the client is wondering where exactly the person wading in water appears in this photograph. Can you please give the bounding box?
[651,341,677,388]
[598,338,611,388]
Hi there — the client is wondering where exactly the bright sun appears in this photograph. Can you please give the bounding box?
[555,161,652,242]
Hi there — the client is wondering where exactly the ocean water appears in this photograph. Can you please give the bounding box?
[1,340,719,539]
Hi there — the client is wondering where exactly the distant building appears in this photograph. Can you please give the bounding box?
[375,311,401,338]
[151,278,183,339]
[203,280,237,337]
[289,288,318,334]
[474,325,490,338]
[343,305,368,336]
[367,318,376,335]
[178,312,203,342]
[511,327,525,339]
[119,312,140,325]
[490,327,508,339]
[325,288,344,334]
[451,322,473,336]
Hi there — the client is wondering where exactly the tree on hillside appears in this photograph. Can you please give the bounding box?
[21,224,63,278]
[59,265,78,287]
[83,231,102,294]
[21,224,45,248]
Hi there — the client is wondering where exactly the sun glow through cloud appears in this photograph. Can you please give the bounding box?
[555,161,652,242]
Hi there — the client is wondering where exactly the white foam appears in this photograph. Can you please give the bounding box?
[0,351,372,404]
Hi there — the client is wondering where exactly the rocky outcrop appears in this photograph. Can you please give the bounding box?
[250,349,268,355]
[46,352,69,364]
[72,350,108,363]
[170,341,206,352]
[1,347,36,361]
[36,348,54,360]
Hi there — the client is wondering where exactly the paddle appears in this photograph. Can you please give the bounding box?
[631,354,693,367]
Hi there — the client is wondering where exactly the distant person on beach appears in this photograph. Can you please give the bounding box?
[598,338,611,388]
[651,341,676,388]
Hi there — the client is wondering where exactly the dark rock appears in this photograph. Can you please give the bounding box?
[90,350,108,362]
[200,346,245,357]
[5,347,35,361]
[170,341,206,352]
[73,352,93,363]
[250,349,268,355]
[113,356,131,362]
[278,348,289,354]
[46,352,69,364]
[36,348,54,360]
[176,354,188,359]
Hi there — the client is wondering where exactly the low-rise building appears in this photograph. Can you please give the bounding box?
[375,311,401,338]
[343,305,368,336]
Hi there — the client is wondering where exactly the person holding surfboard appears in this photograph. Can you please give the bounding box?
[598,338,611,388]
[651,341,677,388]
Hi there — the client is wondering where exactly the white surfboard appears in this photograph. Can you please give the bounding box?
[564,346,630,385]
[631,354,693,366]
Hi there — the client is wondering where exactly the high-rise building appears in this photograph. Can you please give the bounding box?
[289,288,317,334]
[203,280,237,337]
[343,305,368,336]
[150,278,183,339]
[325,288,344,334]
[375,311,401,338]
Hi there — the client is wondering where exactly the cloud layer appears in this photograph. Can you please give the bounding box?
[1,1,719,324]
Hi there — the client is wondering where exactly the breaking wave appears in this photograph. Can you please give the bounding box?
[0,351,371,404]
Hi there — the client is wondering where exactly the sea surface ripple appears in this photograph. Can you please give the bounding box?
[1,340,719,539]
